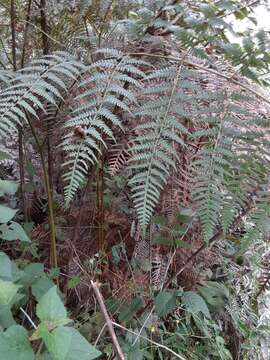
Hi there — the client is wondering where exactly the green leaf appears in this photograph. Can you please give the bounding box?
[40,325,102,360]
[0,305,15,329]
[197,281,229,309]
[234,7,249,20]
[0,252,13,281]
[67,277,80,289]
[0,279,20,305]
[25,160,36,177]
[0,222,31,242]
[174,239,192,249]
[182,291,210,318]
[0,180,18,196]
[152,215,167,226]
[32,276,55,301]
[36,353,53,360]
[36,286,70,327]
[20,263,44,285]
[151,236,173,246]
[0,151,12,161]
[119,297,143,322]
[0,205,17,223]
[126,343,143,360]
[0,325,34,360]
[154,290,177,317]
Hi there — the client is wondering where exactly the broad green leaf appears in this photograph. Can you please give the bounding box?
[0,325,34,360]
[198,281,229,309]
[0,305,15,328]
[0,205,17,223]
[182,291,210,318]
[154,290,177,317]
[36,286,69,327]
[0,252,13,281]
[40,325,102,360]
[119,297,143,322]
[0,180,18,196]
[32,276,55,301]
[0,222,31,242]
[0,279,20,305]
[20,263,44,287]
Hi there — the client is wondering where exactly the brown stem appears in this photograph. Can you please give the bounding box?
[97,152,105,252]
[91,281,125,360]
[63,178,90,297]
[39,0,53,194]
[10,0,16,71]
[18,128,28,221]
[39,0,49,55]
[27,115,58,271]
[10,0,28,221]
[21,0,32,68]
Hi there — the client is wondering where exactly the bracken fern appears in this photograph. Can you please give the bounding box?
[62,49,146,203]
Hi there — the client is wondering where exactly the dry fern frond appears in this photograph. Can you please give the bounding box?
[108,141,132,176]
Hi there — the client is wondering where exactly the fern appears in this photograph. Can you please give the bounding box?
[108,140,131,176]
[0,52,84,139]
[128,63,192,235]
[62,49,145,203]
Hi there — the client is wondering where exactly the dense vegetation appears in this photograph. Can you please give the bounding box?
[0,0,270,359]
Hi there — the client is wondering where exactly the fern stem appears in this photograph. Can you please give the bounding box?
[20,0,32,68]
[10,0,17,71]
[39,0,54,206]
[10,0,28,221]
[39,0,49,55]
[97,150,105,251]
[27,116,58,271]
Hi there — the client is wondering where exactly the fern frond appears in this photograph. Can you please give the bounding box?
[0,52,84,138]
[128,64,190,235]
[62,50,146,203]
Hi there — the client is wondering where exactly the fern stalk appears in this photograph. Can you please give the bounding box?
[97,150,105,251]
[10,0,28,221]
[27,116,58,271]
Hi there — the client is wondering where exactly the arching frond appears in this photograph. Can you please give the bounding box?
[62,49,146,203]
[0,52,84,139]
[128,64,191,235]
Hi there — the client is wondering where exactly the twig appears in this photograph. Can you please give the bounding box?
[91,280,125,360]
[94,323,107,346]
[112,321,186,360]
[20,307,37,329]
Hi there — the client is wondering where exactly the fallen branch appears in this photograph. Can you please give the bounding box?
[91,280,125,360]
